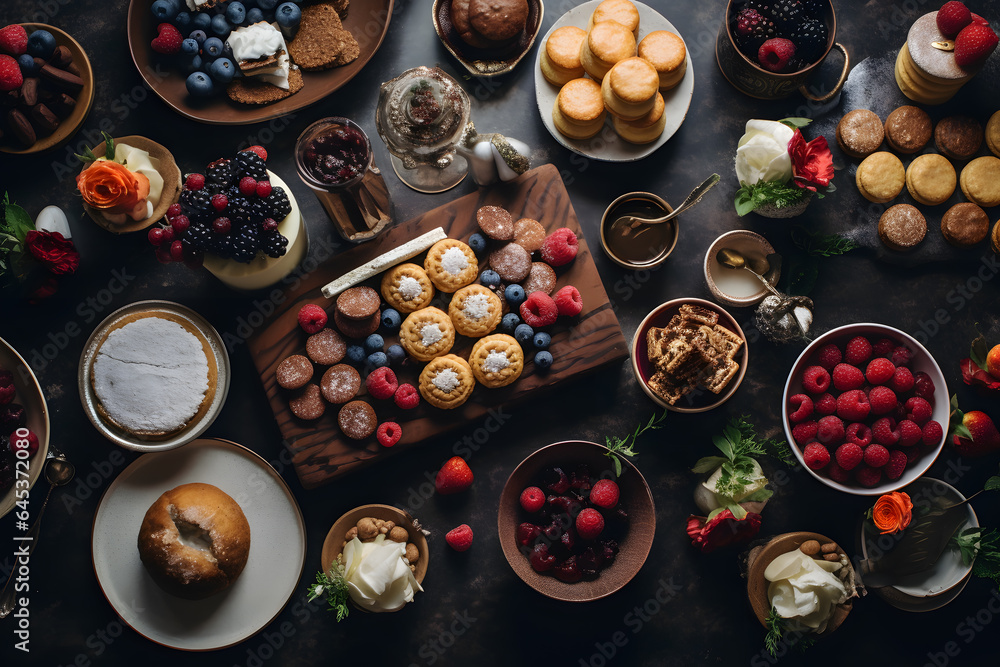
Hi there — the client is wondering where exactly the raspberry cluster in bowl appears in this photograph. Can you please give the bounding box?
[730,0,830,73]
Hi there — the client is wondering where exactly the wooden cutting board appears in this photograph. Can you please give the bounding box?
[247,164,629,489]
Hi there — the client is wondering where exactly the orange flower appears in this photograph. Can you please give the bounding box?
[76,160,150,215]
[872,491,913,535]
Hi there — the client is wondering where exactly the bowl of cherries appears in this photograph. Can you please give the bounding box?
[497,441,655,602]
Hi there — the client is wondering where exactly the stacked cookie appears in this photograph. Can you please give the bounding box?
[894,12,979,105]
[451,0,529,51]
[543,0,686,144]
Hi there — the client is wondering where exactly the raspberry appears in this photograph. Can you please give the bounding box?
[256,180,272,198]
[553,285,583,317]
[814,393,837,415]
[897,419,922,447]
[0,25,28,57]
[540,228,579,267]
[864,444,890,468]
[855,465,883,488]
[836,390,870,422]
[788,394,814,423]
[148,227,164,247]
[844,337,873,366]
[884,450,908,480]
[872,338,896,358]
[520,292,559,327]
[297,304,327,334]
[242,145,268,161]
[167,202,183,220]
[150,23,183,55]
[835,443,864,471]
[10,429,38,458]
[238,176,257,196]
[376,421,401,447]
[922,420,944,447]
[589,479,620,508]
[890,366,914,394]
[832,363,865,391]
[846,422,872,448]
[791,421,818,444]
[184,173,205,191]
[904,396,932,426]
[0,54,21,92]
[803,442,830,470]
[757,37,796,72]
[212,217,231,234]
[865,358,896,385]
[211,193,228,211]
[520,486,545,513]
[938,1,973,37]
[890,346,913,367]
[366,367,398,400]
[869,386,898,415]
[802,366,831,394]
[817,415,845,444]
[827,460,850,484]
[905,447,925,465]
[815,344,842,370]
[913,371,935,399]
[445,524,474,552]
[575,508,604,540]
[394,383,420,410]
[872,417,899,446]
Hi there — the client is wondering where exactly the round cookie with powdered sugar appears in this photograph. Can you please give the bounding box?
[424,239,478,292]
[448,284,502,337]
[381,263,435,313]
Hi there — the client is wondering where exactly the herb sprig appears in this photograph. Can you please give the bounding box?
[764,606,817,657]
[604,409,668,477]
[306,560,350,622]
[735,180,810,217]
[74,132,115,164]
[790,227,860,257]
[951,527,1000,586]
[0,193,33,281]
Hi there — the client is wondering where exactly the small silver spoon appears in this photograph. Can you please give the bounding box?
[715,247,781,297]
[0,448,75,618]
[611,173,721,239]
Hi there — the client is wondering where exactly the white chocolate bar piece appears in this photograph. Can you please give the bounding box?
[320,227,448,299]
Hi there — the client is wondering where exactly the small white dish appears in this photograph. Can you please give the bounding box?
[91,438,306,651]
[704,230,780,307]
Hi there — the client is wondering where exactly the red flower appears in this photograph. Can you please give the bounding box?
[787,130,834,192]
[25,230,79,275]
[686,509,762,553]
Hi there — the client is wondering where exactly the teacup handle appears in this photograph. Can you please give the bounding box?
[799,43,849,104]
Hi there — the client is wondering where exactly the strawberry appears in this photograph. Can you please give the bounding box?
[954,22,999,69]
[434,456,473,494]
[971,13,989,26]
[150,23,183,55]
[937,1,972,38]
[0,25,28,57]
[0,54,22,92]
[949,395,1000,457]
[445,524,473,551]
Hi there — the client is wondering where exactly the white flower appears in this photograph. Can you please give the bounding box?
[734,120,795,186]
[342,535,422,613]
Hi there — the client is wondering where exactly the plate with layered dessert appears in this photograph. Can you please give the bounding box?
[126,0,394,124]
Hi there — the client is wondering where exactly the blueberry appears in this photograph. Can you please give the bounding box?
[479,269,500,288]
[151,0,177,21]
[533,332,551,350]
[188,29,208,45]
[386,344,406,366]
[365,334,384,354]
[203,37,225,57]
[185,71,214,97]
[346,344,366,365]
[209,57,235,83]
[258,0,279,10]
[182,53,204,73]
[246,7,265,23]
[505,284,526,307]
[210,14,231,37]
[26,30,56,60]
[381,309,401,331]
[468,232,487,255]
[173,11,191,30]
[226,1,247,24]
[275,2,302,28]
[181,38,200,55]
[16,54,38,76]
[367,352,389,370]
[192,12,212,31]
[514,324,534,346]
[500,313,521,335]
[534,351,553,371]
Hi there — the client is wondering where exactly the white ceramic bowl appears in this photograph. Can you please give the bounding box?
[783,323,948,495]
[703,230,780,307]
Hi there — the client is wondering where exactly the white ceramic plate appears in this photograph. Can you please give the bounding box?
[858,478,977,610]
[0,338,50,518]
[91,438,306,651]
[533,0,695,162]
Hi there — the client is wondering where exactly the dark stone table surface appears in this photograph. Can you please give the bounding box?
[1,0,999,665]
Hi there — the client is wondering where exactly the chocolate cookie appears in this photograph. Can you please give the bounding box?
[477,205,514,240]
[941,202,989,248]
[489,243,532,283]
[276,355,313,390]
[884,105,932,154]
[935,116,983,160]
[452,0,490,49]
[469,0,528,44]
[878,204,927,252]
[334,309,381,339]
[321,364,361,404]
[338,400,377,440]
[289,384,325,420]
[836,109,883,159]
[337,286,381,320]
[521,262,557,295]
[306,328,347,365]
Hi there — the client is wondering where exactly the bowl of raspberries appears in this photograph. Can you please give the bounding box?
[783,323,948,495]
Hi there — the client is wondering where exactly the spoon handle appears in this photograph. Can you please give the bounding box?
[0,483,55,618]
[670,173,721,218]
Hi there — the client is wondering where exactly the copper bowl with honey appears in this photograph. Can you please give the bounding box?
[599,192,678,269]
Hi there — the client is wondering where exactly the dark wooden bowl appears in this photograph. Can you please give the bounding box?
[321,504,429,587]
[497,441,655,602]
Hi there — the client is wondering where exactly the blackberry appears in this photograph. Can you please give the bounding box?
[228,196,253,225]
[800,0,825,18]
[790,18,828,62]
[179,189,213,222]
[235,150,268,181]
[733,7,776,54]
[266,187,292,219]
[207,158,234,187]
[262,231,289,259]
[208,233,234,260]
[768,0,803,32]
[250,198,272,222]
[185,223,211,249]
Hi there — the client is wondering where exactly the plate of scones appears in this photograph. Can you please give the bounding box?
[534,0,694,161]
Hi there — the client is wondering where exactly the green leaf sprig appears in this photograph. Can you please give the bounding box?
[604,409,668,477]
[790,227,860,257]
[306,559,350,622]
[0,192,36,284]
[735,180,810,217]
[75,132,116,164]
[764,606,817,657]
[951,527,1000,586]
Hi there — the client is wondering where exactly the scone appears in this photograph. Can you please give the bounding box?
[381,263,435,313]
[878,204,926,252]
[553,78,606,140]
[399,307,456,361]
[905,154,956,206]
[959,156,1000,208]
[856,152,905,203]
[469,334,524,388]
[612,92,665,144]
[580,20,636,81]
[941,203,989,248]
[637,30,686,91]
[588,0,640,37]
[419,354,476,409]
[424,239,478,292]
[837,109,883,159]
[540,26,587,86]
[987,111,1000,158]
[449,284,503,337]
[601,57,659,121]
[884,105,932,154]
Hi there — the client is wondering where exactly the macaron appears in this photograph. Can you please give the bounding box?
[941,202,990,248]
[884,105,932,154]
[935,116,983,160]
[856,152,905,204]
[991,220,1000,256]
[905,154,956,206]
[837,109,883,159]
[878,204,927,252]
[959,156,1000,208]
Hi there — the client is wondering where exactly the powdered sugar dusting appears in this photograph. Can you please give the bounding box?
[432,368,460,393]
[483,351,509,373]
[463,293,490,320]
[398,276,422,300]
[441,247,469,275]
[421,323,443,347]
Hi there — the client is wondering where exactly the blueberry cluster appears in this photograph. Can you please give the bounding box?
[344,310,406,375]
